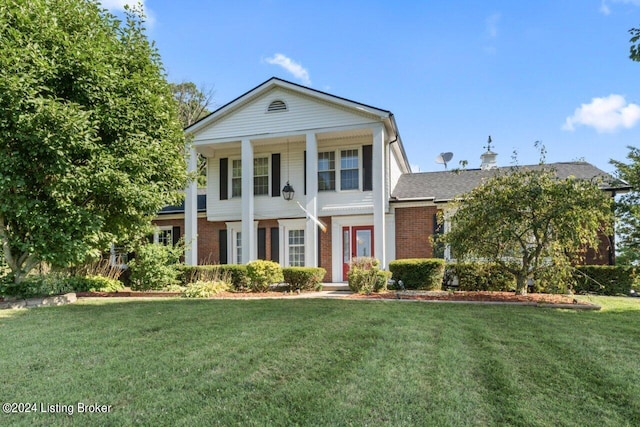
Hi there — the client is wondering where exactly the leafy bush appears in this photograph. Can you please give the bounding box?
[128,244,182,291]
[389,258,445,290]
[246,260,283,292]
[65,275,124,292]
[183,280,230,298]
[177,264,248,291]
[162,284,187,293]
[347,257,391,294]
[444,263,516,291]
[1,274,74,299]
[283,267,326,291]
[573,265,637,296]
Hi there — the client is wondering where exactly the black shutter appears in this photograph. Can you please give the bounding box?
[363,144,373,191]
[219,230,228,264]
[271,154,281,197]
[219,158,228,200]
[172,226,181,246]
[304,150,307,195]
[258,228,266,260]
[270,228,279,263]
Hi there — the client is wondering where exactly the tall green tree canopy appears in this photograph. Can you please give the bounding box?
[0,0,187,282]
[170,81,214,128]
[443,167,612,294]
[611,28,640,265]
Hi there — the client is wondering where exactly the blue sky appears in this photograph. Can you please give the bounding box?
[102,0,640,175]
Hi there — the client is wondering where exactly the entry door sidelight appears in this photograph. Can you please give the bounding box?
[342,225,374,281]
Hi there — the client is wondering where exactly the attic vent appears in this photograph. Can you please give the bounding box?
[267,100,287,112]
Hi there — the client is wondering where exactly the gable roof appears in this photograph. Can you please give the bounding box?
[185,77,410,170]
[391,162,630,203]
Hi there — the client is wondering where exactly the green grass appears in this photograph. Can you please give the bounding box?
[0,297,639,426]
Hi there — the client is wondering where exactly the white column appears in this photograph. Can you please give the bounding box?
[305,132,318,267]
[373,125,386,268]
[241,138,255,263]
[184,146,198,265]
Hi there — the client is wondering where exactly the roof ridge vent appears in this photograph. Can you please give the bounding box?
[267,99,287,112]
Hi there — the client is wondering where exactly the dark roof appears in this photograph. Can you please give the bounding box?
[158,189,207,214]
[391,162,630,203]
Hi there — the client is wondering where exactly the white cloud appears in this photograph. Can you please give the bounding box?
[265,53,311,86]
[485,13,501,39]
[562,94,640,133]
[600,0,640,15]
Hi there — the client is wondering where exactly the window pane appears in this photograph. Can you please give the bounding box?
[318,171,335,191]
[253,157,269,196]
[254,157,268,175]
[318,152,335,191]
[341,169,359,190]
[340,150,358,169]
[232,160,242,177]
[288,229,305,267]
[158,229,172,246]
[232,178,242,197]
[236,232,242,263]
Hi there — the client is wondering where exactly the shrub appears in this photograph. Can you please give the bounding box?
[347,257,391,294]
[246,260,284,292]
[182,281,230,298]
[389,258,445,290]
[128,244,181,291]
[445,263,516,291]
[177,264,249,291]
[283,267,326,291]
[573,265,637,296]
[1,273,74,299]
[65,275,124,292]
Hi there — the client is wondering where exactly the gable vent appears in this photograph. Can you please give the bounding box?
[267,99,287,112]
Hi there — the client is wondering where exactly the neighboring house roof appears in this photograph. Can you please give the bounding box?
[185,76,411,172]
[391,162,631,203]
[158,188,207,214]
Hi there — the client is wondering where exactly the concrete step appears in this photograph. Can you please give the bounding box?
[321,283,350,291]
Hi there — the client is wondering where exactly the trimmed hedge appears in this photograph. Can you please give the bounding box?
[177,265,249,291]
[389,258,445,290]
[65,275,124,292]
[282,267,326,291]
[444,263,516,291]
[573,265,637,296]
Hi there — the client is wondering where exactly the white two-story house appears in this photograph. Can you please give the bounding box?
[176,77,410,282]
[154,77,624,282]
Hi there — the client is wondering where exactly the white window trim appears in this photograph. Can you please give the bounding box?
[228,156,271,198]
[278,218,307,267]
[226,221,259,264]
[154,225,174,246]
[317,146,362,192]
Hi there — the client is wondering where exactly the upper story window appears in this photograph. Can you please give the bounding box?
[340,149,359,190]
[317,148,362,192]
[231,159,242,198]
[267,100,287,112]
[318,152,336,191]
[230,157,269,197]
[254,157,269,196]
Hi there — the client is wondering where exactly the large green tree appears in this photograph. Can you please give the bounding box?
[611,28,640,265]
[443,167,612,295]
[0,0,187,283]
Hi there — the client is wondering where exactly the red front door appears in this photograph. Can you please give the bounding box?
[342,225,374,281]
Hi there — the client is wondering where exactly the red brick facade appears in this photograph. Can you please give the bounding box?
[395,206,439,259]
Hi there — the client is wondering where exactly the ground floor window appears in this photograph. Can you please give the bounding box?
[236,231,242,264]
[288,229,305,266]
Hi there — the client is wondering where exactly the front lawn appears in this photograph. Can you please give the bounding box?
[0,296,639,426]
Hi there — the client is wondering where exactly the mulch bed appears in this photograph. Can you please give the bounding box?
[74,289,595,307]
[347,291,581,305]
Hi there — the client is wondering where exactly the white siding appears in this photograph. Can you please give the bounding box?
[389,146,403,194]
[196,88,380,141]
[206,136,384,221]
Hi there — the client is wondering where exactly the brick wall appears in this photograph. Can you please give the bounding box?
[319,216,332,282]
[395,206,438,259]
